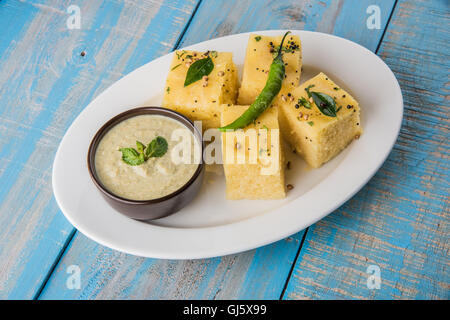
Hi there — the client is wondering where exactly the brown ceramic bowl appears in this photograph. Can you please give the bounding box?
[87,107,204,221]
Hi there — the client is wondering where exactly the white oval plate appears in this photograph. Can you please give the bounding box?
[52,30,403,259]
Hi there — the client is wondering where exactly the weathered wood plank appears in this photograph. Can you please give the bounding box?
[39,0,396,299]
[179,0,395,49]
[40,232,304,299]
[283,0,450,300]
[0,0,199,299]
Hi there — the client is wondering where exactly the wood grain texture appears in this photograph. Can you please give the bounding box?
[38,0,396,300]
[40,232,304,299]
[283,0,450,300]
[0,0,199,299]
[179,0,395,49]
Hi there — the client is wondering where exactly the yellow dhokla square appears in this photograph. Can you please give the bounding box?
[163,50,239,129]
[276,72,363,168]
[221,105,286,199]
[237,34,302,105]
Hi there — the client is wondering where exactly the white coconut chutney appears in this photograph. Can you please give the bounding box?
[95,114,200,200]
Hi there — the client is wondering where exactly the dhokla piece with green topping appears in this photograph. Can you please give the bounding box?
[221,105,286,199]
[237,34,302,105]
[277,72,362,168]
[163,50,239,129]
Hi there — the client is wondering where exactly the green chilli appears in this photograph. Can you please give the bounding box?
[218,31,291,131]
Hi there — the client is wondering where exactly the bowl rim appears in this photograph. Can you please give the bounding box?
[87,106,205,205]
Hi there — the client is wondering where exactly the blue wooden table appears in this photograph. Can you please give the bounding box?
[0,0,448,300]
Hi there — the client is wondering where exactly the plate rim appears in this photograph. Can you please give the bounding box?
[52,29,403,259]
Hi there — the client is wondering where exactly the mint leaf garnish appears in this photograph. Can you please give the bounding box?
[136,141,145,154]
[119,136,168,166]
[145,136,168,158]
[119,148,145,166]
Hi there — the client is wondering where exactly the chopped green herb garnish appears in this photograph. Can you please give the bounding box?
[210,51,218,58]
[175,50,186,59]
[262,125,269,130]
[254,36,262,42]
[171,63,181,71]
[166,87,170,93]
[272,44,300,57]
[307,121,314,126]
[298,97,312,109]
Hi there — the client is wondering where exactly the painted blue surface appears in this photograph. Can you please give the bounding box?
[283,0,450,300]
[0,0,199,299]
[0,0,448,300]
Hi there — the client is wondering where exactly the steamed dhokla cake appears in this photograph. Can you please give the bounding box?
[276,72,362,168]
[221,105,286,199]
[163,50,239,129]
[237,34,302,105]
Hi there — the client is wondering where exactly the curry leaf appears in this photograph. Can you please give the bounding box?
[310,91,337,117]
[184,56,214,87]
[305,85,315,98]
